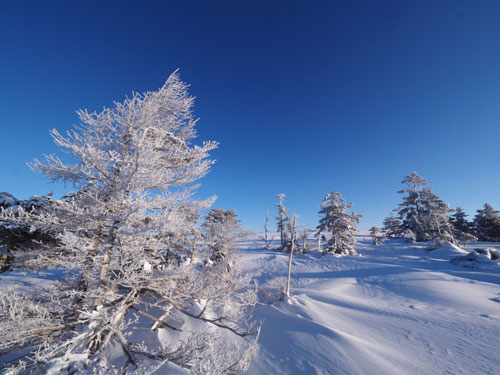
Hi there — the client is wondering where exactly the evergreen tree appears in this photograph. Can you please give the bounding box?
[450,207,477,246]
[450,207,470,234]
[383,213,402,238]
[396,171,427,236]
[275,193,289,251]
[473,203,500,242]
[202,208,241,262]
[417,188,456,245]
[316,191,362,256]
[395,172,455,245]
[0,72,258,374]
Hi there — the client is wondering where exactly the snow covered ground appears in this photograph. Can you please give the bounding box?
[2,233,500,374]
[240,233,500,375]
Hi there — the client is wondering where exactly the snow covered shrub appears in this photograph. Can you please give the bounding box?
[0,72,259,374]
[0,192,58,254]
[473,247,500,260]
[202,208,242,263]
[0,250,11,273]
[402,229,416,243]
[455,232,477,247]
[0,192,18,208]
[369,226,384,245]
[315,191,362,256]
[299,226,310,253]
[450,248,500,268]
[259,277,287,303]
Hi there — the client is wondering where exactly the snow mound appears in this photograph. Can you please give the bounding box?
[450,247,500,268]
[425,241,468,260]
[0,192,18,208]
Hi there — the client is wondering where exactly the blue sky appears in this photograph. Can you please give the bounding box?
[1,0,500,231]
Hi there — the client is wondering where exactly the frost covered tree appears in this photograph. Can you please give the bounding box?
[450,207,470,234]
[315,191,362,256]
[275,193,288,251]
[0,192,58,252]
[417,188,456,246]
[202,208,242,262]
[284,213,300,253]
[0,72,258,374]
[450,207,477,246]
[395,172,455,245]
[369,226,384,245]
[382,214,402,238]
[395,171,427,236]
[301,226,308,253]
[473,203,500,242]
[455,230,477,247]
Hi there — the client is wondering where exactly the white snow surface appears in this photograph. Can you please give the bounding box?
[239,233,500,375]
[2,233,500,374]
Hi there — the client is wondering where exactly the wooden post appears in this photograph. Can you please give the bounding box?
[285,216,296,297]
[265,209,269,244]
[302,226,307,253]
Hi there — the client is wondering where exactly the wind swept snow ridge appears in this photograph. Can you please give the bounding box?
[240,233,500,375]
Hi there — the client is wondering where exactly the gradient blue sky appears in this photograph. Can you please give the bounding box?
[1,0,500,231]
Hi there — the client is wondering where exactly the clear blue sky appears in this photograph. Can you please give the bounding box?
[1,0,500,231]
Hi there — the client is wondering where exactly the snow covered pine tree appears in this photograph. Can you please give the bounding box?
[0,71,259,374]
[450,207,470,234]
[315,191,362,256]
[395,171,428,241]
[382,213,401,238]
[473,203,500,242]
[395,171,455,246]
[275,193,289,251]
[417,187,456,246]
[450,207,477,246]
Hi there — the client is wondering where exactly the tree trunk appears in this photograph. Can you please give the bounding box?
[190,236,197,266]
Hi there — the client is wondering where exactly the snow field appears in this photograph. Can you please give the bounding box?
[241,234,500,375]
[1,234,499,374]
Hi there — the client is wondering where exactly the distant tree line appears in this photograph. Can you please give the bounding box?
[381,171,500,246]
[269,171,500,257]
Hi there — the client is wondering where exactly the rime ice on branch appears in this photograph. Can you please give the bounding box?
[0,71,259,374]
